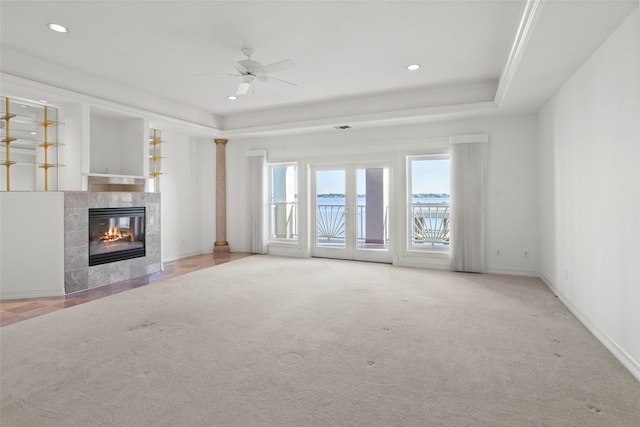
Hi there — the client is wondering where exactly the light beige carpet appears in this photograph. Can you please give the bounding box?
[1,255,639,426]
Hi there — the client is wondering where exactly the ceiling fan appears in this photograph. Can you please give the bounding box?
[214,47,297,96]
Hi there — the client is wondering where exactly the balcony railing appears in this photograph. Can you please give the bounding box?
[411,203,450,247]
[316,204,389,243]
[270,202,298,239]
[316,204,345,241]
[276,202,449,247]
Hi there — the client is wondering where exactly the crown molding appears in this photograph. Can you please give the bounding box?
[494,0,545,107]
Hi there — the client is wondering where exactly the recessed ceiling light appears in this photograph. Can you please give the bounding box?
[407,64,421,71]
[227,96,237,100]
[47,23,69,33]
[38,99,49,103]
[19,104,30,108]
[30,131,37,135]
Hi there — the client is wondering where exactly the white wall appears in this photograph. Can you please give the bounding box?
[89,114,144,176]
[61,103,90,191]
[538,9,640,379]
[0,192,65,298]
[122,119,145,177]
[197,139,217,254]
[225,114,539,275]
[90,115,123,175]
[160,132,216,262]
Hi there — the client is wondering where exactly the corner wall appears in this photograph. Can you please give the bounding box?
[538,9,640,379]
[160,132,216,262]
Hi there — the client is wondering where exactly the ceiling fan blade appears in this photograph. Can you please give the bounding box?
[193,73,239,77]
[236,81,252,95]
[262,59,297,74]
[260,75,297,89]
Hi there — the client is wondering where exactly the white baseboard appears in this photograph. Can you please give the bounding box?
[540,274,640,382]
[0,289,65,300]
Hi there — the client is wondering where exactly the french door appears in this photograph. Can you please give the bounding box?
[312,164,391,263]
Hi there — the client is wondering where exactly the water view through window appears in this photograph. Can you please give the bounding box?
[315,167,389,253]
[409,157,450,249]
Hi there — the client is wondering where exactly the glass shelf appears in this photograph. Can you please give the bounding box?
[0,138,65,148]
[2,97,62,191]
[0,113,64,126]
[148,128,164,193]
[0,160,65,167]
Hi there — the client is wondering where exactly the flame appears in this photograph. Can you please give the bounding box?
[100,226,133,243]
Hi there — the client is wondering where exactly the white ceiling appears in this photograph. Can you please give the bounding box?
[1,0,638,133]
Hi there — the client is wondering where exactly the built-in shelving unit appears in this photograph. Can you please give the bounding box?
[149,128,165,192]
[1,97,17,191]
[39,105,57,190]
[1,97,64,191]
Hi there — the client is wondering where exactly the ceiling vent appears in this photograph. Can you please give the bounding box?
[334,125,351,130]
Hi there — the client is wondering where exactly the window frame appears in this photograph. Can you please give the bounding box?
[268,162,299,243]
[406,154,451,253]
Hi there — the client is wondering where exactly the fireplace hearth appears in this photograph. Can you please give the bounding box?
[89,207,145,266]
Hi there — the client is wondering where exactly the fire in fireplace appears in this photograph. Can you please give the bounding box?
[89,207,145,266]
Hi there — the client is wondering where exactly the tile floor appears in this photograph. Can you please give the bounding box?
[0,252,253,327]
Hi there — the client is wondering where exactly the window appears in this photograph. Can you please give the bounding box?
[269,163,298,241]
[408,156,450,250]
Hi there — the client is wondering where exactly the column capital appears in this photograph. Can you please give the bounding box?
[214,138,229,145]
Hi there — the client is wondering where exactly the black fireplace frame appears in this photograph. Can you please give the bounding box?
[88,207,146,266]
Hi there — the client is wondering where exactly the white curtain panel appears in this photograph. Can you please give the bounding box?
[248,153,268,254]
[450,140,488,273]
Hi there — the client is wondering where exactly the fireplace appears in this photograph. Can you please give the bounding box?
[88,207,145,266]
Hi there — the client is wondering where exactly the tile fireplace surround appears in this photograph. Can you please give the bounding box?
[64,192,161,294]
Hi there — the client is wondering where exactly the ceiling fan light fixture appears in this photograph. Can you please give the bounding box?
[407,64,421,71]
[47,23,69,33]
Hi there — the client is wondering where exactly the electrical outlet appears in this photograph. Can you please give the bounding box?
[524,250,529,258]
[496,249,501,256]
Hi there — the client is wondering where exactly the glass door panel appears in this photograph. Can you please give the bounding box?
[313,165,391,263]
[315,169,347,251]
[355,167,389,252]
